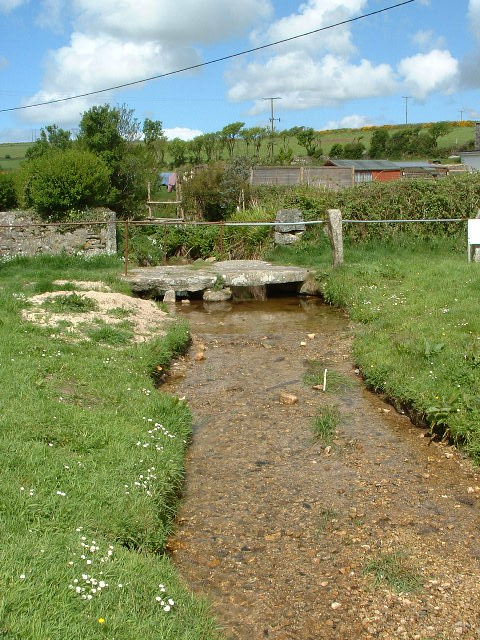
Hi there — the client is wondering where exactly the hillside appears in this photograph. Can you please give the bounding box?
[0,121,476,171]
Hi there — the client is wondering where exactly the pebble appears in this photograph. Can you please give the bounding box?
[331,602,342,610]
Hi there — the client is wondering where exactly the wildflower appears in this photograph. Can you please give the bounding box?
[98,618,106,624]
[19,574,26,580]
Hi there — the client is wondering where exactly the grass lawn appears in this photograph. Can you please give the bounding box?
[270,234,480,463]
[0,254,221,639]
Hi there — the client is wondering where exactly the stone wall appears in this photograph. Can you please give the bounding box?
[0,209,117,259]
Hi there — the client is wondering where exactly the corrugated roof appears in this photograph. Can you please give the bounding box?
[326,159,400,170]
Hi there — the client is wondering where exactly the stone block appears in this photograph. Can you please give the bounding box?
[275,208,306,233]
[203,288,232,302]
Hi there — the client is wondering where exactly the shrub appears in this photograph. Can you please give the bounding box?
[0,172,17,209]
[17,149,111,219]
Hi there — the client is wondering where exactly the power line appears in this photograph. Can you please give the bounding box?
[0,0,415,114]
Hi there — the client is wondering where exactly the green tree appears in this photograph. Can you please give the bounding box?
[220,122,245,157]
[329,143,344,158]
[26,124,72,160]
[168,138,188,167]
[78,104,148,215]
[429,121,452,144]
[295,127,322,157]
[343,141,366,159]
[187,137,204,164]
[199,133,218,162]
[369,130,389,158]
[142,118,166,167]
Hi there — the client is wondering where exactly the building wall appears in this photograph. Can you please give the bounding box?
[372,170,402,182]
[0,209,117,259]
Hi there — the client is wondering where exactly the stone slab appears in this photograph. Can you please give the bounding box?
[125,260,310,295]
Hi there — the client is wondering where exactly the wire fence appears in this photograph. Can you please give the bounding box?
[0,215,469,276]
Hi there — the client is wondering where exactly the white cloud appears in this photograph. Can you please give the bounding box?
[21,0,274,124]
[22,32,201,124]
[0,0,27,11]
[325,114,372,130]
[165,127,203,141]
[411,29,446,50]
[73,0,273,44]
[227,0,400,113]
[252,0,367,57]
[469,0,480,38]
[398,49,459,100]
[36,0,65,31]
[229,52,397,112]
[0,56,9,70]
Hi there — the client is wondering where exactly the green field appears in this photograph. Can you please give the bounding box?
[0,254,221,639]
[0,141,32,170]
[1,121,476,172]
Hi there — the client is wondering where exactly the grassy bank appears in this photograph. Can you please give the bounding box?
[271,236,480,463]
[0,254,220,639]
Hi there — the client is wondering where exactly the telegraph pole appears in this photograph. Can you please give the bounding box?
[402,96,412,125]
[263,97,281,159]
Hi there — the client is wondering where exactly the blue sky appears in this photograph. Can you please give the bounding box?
[0,0,479,142]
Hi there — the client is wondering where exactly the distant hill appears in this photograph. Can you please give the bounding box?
[316,121,475,158]
[0,142,32,171]
[0,121,475,171]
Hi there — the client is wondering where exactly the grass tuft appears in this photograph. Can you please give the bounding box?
[364,552,423,593]
[312,406,340,444]
[42,293,98,313]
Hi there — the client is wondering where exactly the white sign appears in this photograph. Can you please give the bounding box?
[468,219,480,261]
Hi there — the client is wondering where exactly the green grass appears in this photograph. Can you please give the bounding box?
[312,406,340,444]
[42,292,99,313]
[0,254,221,639]
[304,360,355,392]
[85,320,134,345]
[106,306,133,319]
[364,552,423,593]
[273,234,480,463]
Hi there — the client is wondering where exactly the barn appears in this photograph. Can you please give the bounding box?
[324,159,402,183]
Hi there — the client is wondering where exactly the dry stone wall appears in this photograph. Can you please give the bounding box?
[0,209,117,259]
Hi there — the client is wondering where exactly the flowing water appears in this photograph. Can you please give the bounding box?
[166,298,480,640]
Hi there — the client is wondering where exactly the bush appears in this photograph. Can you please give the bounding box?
[17,149,111,219]
[182,158,251,221]
[253,174,480,243]
[0,172,17,209]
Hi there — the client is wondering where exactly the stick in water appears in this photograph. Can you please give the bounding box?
[323,369,328,392]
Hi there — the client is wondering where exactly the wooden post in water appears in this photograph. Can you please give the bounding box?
[327,209,344,268]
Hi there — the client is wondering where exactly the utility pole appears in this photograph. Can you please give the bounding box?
[402,96,412,125]
[262,97,281,159]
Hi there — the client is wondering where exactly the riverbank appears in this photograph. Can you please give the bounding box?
[271,237,480,463]
[167,298,480,639]
[0,254,220,639]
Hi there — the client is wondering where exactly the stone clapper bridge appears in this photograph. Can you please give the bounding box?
[125,260,320,301]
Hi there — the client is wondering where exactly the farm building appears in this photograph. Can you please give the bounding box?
[324,159,453,183]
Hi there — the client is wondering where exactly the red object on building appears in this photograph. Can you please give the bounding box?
[372,170,401,182]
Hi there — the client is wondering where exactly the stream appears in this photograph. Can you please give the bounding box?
[165,298,480,640]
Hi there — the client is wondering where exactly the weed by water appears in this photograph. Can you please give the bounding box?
[304,360,355,392]
[312,406,340,444]
[364,552,423,593]
[42,292,98,313]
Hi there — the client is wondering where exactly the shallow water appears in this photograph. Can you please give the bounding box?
[167,298,480,640]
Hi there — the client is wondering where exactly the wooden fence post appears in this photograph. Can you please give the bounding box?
[327,209,344,268]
